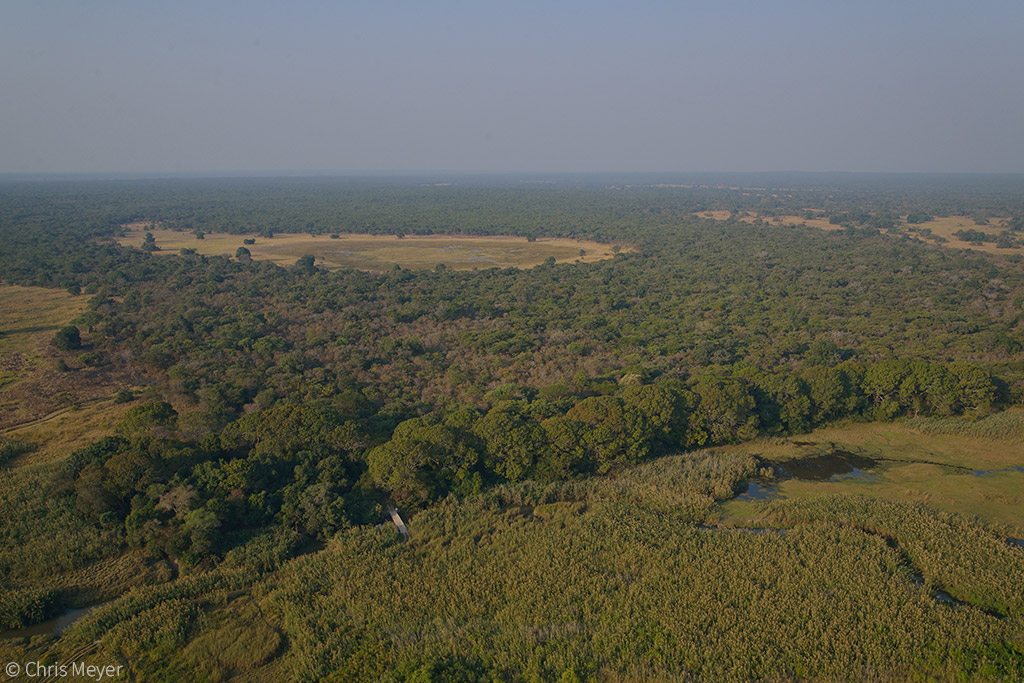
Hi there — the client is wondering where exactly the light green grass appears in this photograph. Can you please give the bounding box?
[715,412,1024,535]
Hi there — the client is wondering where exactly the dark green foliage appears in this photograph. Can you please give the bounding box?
[0,586,64,629]
[471,408,545,481]
[0,438,32,467]
[113,388,135,404]
[804,339,841,366]
[996,231,1020,249]
[368,411,482,504]
[953,228,992,243]
[686,375,759,446]
[53,325,81,350]
[116,401,178,440]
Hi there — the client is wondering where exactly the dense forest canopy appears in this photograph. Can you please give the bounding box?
[2,174,1024,680]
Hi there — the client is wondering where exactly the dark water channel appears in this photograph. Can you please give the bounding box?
[734,449,879,502]
[971,464,1024,477]
[777,450,879,481]
[0,602,110,641]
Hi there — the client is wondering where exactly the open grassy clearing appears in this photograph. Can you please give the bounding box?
[697,211,1023,256]
[116,228,624,271]
[907,215,1019,254]
[0,285,130,429]
[0,286,134,430]
[715,412,1024,534]
[0,285,88,357]
[1,397,138,468]
[697,209,841,231]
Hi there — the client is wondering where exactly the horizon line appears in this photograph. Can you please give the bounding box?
[3,169,1024,182]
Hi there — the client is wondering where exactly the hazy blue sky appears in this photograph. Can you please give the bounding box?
[2,1,1022,174]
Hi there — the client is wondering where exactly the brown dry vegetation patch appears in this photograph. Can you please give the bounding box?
[0,285,140,430]
[696,210,844,231]
[2,397,139,467]
[116,228,629,272]
[697,211,1023,256]
[0,360,130,431]
[906,216,1020,255]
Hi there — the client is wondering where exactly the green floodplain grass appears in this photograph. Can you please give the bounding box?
[116,228,623,271]
[4,419,1024,680]
[715,413,1024,535]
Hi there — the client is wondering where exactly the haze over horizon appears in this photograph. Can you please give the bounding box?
[3,1,1023,175]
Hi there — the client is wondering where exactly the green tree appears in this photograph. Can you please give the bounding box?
[686,376,759,446]
[367,416,481,504]
[805,339,841,366]
[116,401,178,440]
[472,409,544,482]
[53,325,81,351]
[621,382,691,447]
[295,254,317,273]
[565,395,654,472]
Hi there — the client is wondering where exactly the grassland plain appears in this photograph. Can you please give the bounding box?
[1,398,137,468]
[115,227,624,271]
[0,285,88,358]
[908,216,1018,254]
[0,285,130,429]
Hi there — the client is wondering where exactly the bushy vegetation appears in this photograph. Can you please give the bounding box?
[0,437,32,467]
[3,175,1024,678]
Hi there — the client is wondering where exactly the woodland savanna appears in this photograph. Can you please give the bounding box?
[1,174,1023,681]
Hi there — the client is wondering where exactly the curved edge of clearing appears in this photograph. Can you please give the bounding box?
[114,227,634,271]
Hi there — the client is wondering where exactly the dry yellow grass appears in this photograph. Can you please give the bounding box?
[0,285,129,430]
[697,211,1023,256]
[1,397,136,467]
[696,210,840,231]
[908,215,1019,255]
[0,285,89,356]
[116,228,626,271]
